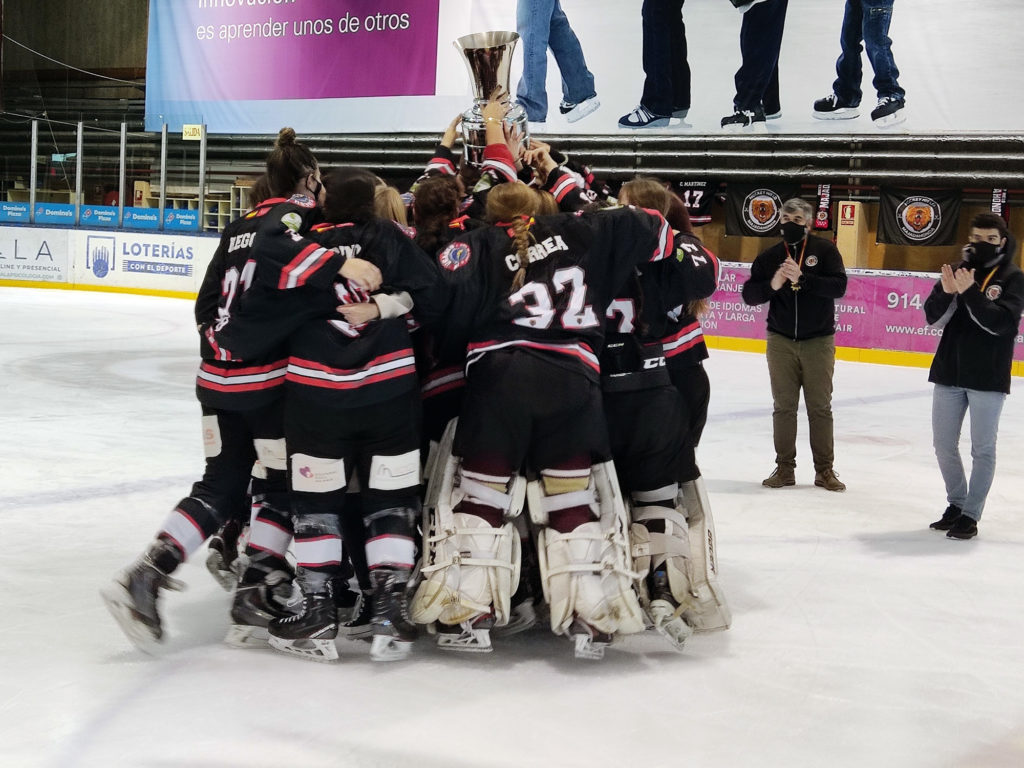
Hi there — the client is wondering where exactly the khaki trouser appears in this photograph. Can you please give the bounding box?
[765,332,836,472]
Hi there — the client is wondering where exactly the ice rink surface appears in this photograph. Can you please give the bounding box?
[2,287,1023,768]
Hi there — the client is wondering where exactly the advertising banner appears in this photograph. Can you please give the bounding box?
[70,230,218,294]
[124,207,162,230]
[703,264,1024,362]
[0,227,70,283]
[33,203,76,226]
[80,206,119,228]
[0,202,31,224]
[145,1,1024,136]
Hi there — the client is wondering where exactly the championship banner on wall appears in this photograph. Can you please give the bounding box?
[877,188,962,246]
[724,183,800,237]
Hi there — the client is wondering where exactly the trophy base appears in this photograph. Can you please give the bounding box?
[460,103,529,168]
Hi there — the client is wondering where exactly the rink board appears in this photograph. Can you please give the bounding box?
[1,223,1022,375]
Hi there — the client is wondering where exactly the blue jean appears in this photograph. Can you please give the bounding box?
[516,0,596,122]
[639,0,690,116]
[932,384,1006,522]
[832,0,904,104]
[733,0,788,112]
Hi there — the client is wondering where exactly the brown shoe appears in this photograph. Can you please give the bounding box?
[814,468,846,492]
[762,467,795,488]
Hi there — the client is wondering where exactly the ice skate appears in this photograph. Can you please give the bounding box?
[369,567,417,662]
[332,575,362,624]
[341,590,374,640]
[646,569,693,651]
[225,569,294,648]
[205,520,248,591]
[268,591,339,663]
[101,544,184,651]
[436,613,495,652]
[569,618,612,661]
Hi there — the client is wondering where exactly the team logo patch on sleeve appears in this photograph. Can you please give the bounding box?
[986,285,1003,300]
[805,255,819,267]
[439,242,471,271]
[281,211,304,232]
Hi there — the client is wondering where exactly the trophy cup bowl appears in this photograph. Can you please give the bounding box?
[454,31,529,168]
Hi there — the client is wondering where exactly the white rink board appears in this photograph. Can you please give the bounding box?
[0,227,70,284]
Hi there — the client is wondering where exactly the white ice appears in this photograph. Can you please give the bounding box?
[2,286,1023,768]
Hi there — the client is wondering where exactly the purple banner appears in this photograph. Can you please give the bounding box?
[152,1,440,102]
[705,265,1024,362]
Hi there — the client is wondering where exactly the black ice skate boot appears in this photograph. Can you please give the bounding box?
[369,567,418,662]
[268,587,339,663]
[225,569,294,649]
[646,567,693,651]
[206,518,245,591]
[929,504,962,531]
[341,589,374,640]
[101,539,184,651]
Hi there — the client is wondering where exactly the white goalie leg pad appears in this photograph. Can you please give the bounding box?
[533,462,646,637]
[680,477,731,632]
[411,445,524,628]
[630,493,695,609]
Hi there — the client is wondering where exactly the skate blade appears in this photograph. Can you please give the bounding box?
[100,584,160,654]
[342,624,375,641]
[493,604,536,637]
[268,633,339,663]
[649,600,692,651]
[224,623,270,649]
[436,626,493,653]
[370,634,413,662]
[573,633,608,660]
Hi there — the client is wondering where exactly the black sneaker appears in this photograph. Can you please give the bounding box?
[929,504,963,531]
[813,93,860,120]
[947,516,978,540]
[721,107,767,132]
[871,95,906,127]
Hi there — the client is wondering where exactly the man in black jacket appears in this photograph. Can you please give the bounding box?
[742,198,848,491]
[924,213,1024,540]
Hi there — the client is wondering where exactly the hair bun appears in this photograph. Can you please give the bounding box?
[275,127,297,148]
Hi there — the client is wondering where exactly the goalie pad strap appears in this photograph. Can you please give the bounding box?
[460,476,513,512]
[537,489,594,514]
[632,532,690,559]
[632,506,689,529]
[420,555,516,574]
[631,484,679,504]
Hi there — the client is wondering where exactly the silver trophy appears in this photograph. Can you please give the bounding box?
[454,31,529,168]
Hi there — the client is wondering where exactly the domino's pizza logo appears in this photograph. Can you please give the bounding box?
[439,242,471,272]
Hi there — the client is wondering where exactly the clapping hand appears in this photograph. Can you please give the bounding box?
[939,263,957,294]
[952,266,976,294]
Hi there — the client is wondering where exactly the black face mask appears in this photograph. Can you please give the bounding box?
[965,241,1000,265]
[780,221,807,244]
[310,178,323,201]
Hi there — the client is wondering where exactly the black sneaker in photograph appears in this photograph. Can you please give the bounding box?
[812,93,860,120]
[871,95,906,127]
[946,516,978,541]
[618,104,670,129]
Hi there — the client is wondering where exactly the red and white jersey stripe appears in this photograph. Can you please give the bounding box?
[197,360,288,393]
[465,338,600,374]
[286,349,417,391]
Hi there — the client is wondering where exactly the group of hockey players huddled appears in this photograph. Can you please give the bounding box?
[101,96,732,662]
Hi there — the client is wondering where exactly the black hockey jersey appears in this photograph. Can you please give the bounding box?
[207,217,449,410]
[195,194,325,411]
[438,205,675,383]
[671,179,717,226]
[603,232,720,391]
